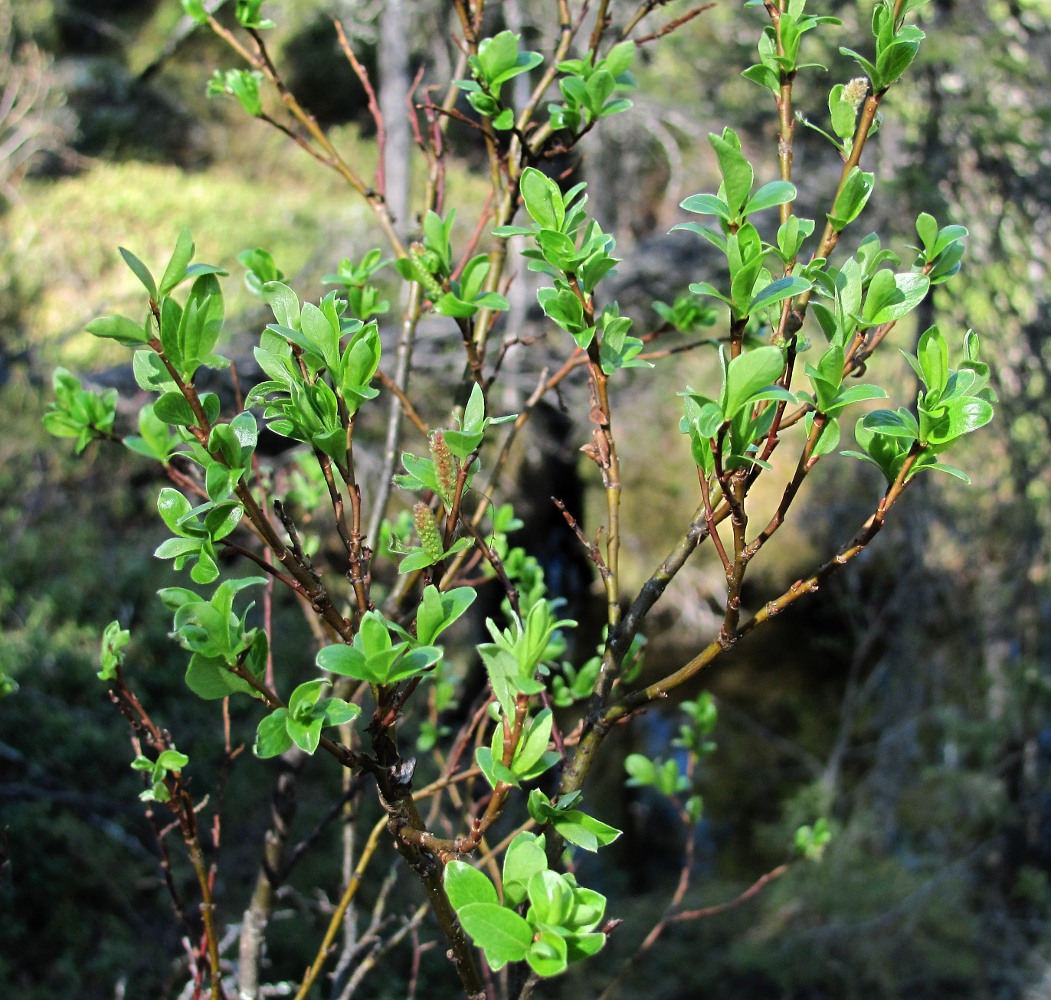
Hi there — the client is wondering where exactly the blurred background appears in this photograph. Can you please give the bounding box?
[1,1,1050,997]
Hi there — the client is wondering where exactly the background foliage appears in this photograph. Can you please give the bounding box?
[1,1,1050,998]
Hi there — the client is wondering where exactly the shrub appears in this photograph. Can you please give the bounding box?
[37,1,996,997]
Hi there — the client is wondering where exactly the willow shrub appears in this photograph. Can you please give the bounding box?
[40,2,996,997]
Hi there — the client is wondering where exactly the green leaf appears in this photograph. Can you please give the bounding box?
[285,714,324,753]
[916,459,971,482]
[742,180,797,217]
[382,645,441,684]
[709,129,753,215]
[688,281,732,308]
[551,810,622,853]
[679,193,731,221]
[86,314,150,346]
[153,537,201,560]
[156,749,189,771]
[319,697,361,726]
[794,817,832,860]
[512,709,554,779]
[877,37,922,87]
[255,710,293,758]
[776,217,814,263]
[825,384,887,418]
[565,885,607,932]
[526,928,571,978]
[263,281,300,328]
[157,487,193,534]
[134,349,177,393]
[434,292,478,318]
[863,407,919,439]
[502,832,548,908]
[722,345,786,418]
[915,211,939,254]
[185,653,256,700]
[565,931,606,964]
[154,391,198,427]
[828,83,859,142]
[462,381,486,435]
[916,325,949,393]
[118,246,157,299]
[492,108,515,130]
[828,168,874,232]
[861,270,929,325]
[288,678,326,718]
[445,860,499,910]
[204,501,243,541]
[316,643,368,681]
[748,275,811,314]
[839,46,880,91]
[624,753,657,788]
[209,68,265,116]
[181,0,209,24]
[159,227,195,296]
[457,903,532,965]
[603,39,635,77]
[805,413,841,457]
[922,397,994,446]
[191,550,219,584]
[235,0,275,29]
[475,746,508,790]
[538,286,585,334]
[520,167,565,232]
[527,869,573,926]
[99,620,130,681]
[124,404,177,461]
[416,586,477,645]
[742,63,780,95]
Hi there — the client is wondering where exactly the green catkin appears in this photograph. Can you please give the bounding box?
[408,243,445,301]
[413,502,444,563]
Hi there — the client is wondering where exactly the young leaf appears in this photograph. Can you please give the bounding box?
[722,345,786,418]
[118,246,158,299]
[255,710,293,758]
[99,621,130,681]
[416,586,477,645]
[445,861,498,910]
[512,709,554,780]
[828,168,874,231]
[502,832,548,908]
[159,227,195,297]
[742,180,797,217]
[456,903,533,966]
[861,270,929,325]
[709,129,753,216]
[748,275,811,314]
[86,314,150,346]
[520,167,566,232]
[550,809,621,853]
[527,929,569,977]
[679,193,731,221]
[916,325,949,394]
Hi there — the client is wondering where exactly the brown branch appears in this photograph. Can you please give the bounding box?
[333,17,387,201]
[633,4,716,45]
[671,862,790,922]
[553,496,611,581]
